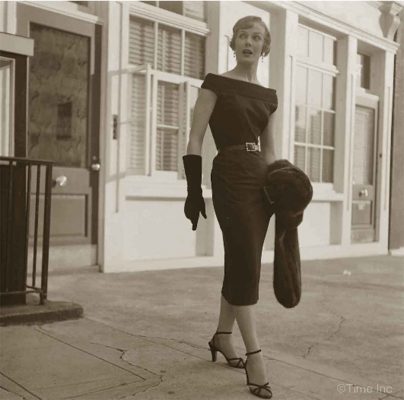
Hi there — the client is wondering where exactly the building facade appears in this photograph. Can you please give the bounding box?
[0,1,402,272]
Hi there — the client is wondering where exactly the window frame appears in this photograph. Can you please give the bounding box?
[129,2,209,37]
[127,7,208,181]
[293,23,339,185]
[141,1,207,22]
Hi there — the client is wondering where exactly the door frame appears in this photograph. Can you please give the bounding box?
[16,3,102,254]
[0,32,34,158]
[351,91,380,243]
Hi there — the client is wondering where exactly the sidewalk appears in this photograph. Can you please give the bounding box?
[1,255,403,399]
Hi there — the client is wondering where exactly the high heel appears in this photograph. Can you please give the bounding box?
[208,331,245,368]
[244,349,272,399]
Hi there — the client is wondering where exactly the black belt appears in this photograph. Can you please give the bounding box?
[218,142,261,153]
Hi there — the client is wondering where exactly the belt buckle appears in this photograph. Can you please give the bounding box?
[245,142,258,152]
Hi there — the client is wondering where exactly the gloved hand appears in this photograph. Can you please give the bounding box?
[183,154,207,230]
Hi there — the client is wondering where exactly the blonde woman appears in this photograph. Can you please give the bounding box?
[183,16,278,399]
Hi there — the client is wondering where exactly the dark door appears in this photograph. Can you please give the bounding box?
[17,4,101,258]
[351,102,379,243]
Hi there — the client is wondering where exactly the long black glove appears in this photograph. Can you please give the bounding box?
[182,154,207,230]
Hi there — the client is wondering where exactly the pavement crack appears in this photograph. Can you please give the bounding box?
[0,372,42,400]
[120,350,159,377]
[35,326,148,380]
[302,342,316,358]
[127,332,206,352]
[326,315,346,341]
[125,376,164,399]
[85,317,209,361]
[90,341,127,353]
[0,385,27,400]
[89,341,161,378]
[302,315,346,359]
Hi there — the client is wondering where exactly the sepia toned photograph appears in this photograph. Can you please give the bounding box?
[0,0,403,399]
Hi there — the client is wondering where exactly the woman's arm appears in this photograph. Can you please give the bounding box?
[186,88,217,155]
[260,112,277,165]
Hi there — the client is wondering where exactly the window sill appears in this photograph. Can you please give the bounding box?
[124,177,342,202]
[124,175,212,200]
[311,183,344,202]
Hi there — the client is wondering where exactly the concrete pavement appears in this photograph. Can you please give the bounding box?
[0,255,403,399]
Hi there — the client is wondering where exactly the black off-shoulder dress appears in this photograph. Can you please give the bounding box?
[201,73,278,306]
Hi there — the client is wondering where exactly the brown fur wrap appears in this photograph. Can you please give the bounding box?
[263,159,313,308]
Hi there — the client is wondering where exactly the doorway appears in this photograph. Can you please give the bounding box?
[351,95,379,243]
[17,3,101,267]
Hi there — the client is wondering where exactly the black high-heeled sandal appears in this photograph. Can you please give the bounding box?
[244,349,272,399]
[208,331,245,368]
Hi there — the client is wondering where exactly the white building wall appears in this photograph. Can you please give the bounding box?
[0,1,16,33]
[100,1,401,272]
[4,1,400,271]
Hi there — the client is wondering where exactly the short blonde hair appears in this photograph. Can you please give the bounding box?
[229,16,271,57]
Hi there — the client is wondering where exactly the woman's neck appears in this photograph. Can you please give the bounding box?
[230,64,259,83]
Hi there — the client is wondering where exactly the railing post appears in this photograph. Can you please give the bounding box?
[40,164,53,304]
[0,156,53,306]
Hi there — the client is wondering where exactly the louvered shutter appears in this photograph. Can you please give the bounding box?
[129,17,155,66]
[183,2,205,21]
[158,25,181,74]
[156,81,180,171]
[184,32,205,79]
[177,82,198,178]
[308,147,321,182]
[129,73,148,174]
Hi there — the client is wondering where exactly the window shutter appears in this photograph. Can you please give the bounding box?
[184,32,205,79]
[322,149,334,183]
[177,83,199,178]
[156,81,179,171]
[129,74,148,174]
[294,146,305,172]
[158,25,181,74]
[178,82,187,178]
[129,17,155,66]
[308,147,321,181]
[183,2,205,21]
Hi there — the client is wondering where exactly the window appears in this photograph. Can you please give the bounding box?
[141,1,206,22]
[128,16,205,176]
[294,25,337,183]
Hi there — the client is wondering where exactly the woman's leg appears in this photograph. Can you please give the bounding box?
[217,294,236,331]
[235,305,268,384]
[213,295,239,360]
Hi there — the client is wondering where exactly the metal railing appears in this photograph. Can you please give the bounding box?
[0,156,53,305]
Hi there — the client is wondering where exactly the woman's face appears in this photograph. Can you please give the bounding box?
[234,22,266,65]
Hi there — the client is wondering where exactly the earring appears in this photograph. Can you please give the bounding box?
[233,51,236,58]
[261,54,264,63]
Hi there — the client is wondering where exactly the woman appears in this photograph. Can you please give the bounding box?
[183,16,278,399]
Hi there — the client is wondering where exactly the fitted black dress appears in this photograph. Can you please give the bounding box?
[201,73,278,306]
